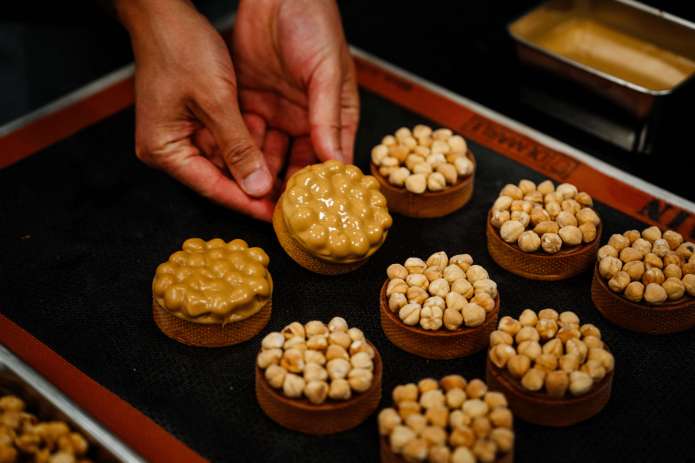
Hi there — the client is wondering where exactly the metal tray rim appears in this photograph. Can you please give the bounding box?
[507,0,695,97]
[0,345,145,463]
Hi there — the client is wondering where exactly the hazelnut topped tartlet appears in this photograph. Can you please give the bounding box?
[255,318,382,435]
[591,226,695,334]
[378,376,514,463]
[486,179,602,280]
[152,238,272,347]
[273,160,392,275]
[379,251,500,359]
[370,125,476,218]
[485,309,614,426]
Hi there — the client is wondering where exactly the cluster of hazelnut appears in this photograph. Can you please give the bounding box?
[257,318,375,405]
[490,179,600,253]
[488,309,614,397]
[597,226,695,304]
[378,376,513,463]
[0,395,91,463]
[371,125,474,194]
[386,252,498,331]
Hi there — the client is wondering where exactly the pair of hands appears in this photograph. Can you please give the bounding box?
[116,0,359,221]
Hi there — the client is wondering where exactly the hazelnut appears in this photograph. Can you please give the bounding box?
[620,247,644,263]
[541,233,563,254]
[576,207,600,226]
[387,263,408,280]
[559,225,583,245]
[462,303,486,327]
[500,220,525,243]
[608,234,630,251]
[545,370,569,397]
[556,183,578,199]
[498,316,521,335]
[521,368,546,391]
[534,220,559,235]
[404,257,427,273]
[282,373,305,398]
[466,265,489,283]
[427,172,447,192]
[644,283,667,304]
[492,195,513,212]
[399,303,421,326]
[537,179,555,194]
[517,230,541,252]
[304,380,329,404]
[490,330,513,346]
[642,226,662,242]
[623,229,641,243]
[569,371,593,396]
[599,256,623,279]
[575,191,593,206]
[608,271,630,293]
[598,244,618,260]
[488,344,516,368]
[389,425,416,453]
[506,354,530,378]
[441,375,467,391]
[663,230,683,250]
[556,210,578,227]
[624,281,645,302]
[444,308,464,330]
[518,309,538,326]
[579,222,597,243]
[329,379,352,400]
[405,174,427,194]
[623,261,645,281]
[685,274,695,296]
[378,408,401,436]
[451,278,474,298]
[642,268,665,285]
[511,210,530,228]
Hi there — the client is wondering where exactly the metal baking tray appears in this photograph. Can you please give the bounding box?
[0,345,144,462]
[509,0,695,119]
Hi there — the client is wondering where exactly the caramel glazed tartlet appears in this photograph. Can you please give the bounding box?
[486,309,614,426]
[273,160,393,275]
[152,238,273,347]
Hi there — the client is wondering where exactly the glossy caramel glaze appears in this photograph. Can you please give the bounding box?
[281,160,392,263]
[152,238,272,325]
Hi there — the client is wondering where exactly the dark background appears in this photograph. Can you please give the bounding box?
[1,2,695,462]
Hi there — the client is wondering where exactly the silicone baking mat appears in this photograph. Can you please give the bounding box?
[1,49,694,462]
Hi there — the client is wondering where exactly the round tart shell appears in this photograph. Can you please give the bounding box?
[486,211,602,281]
[379,280,499,359]
[379,435,514,463]
[272,197,371,275]
[485,358,613,427]
[255,342,382,435]
[369,150,476,218]
[591,261,695,334]
[152,298,271,348]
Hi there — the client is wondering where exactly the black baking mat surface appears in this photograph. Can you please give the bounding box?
[1,89,694,462]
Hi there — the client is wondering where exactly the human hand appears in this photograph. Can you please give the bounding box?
[232,0,359,179]
[116,0,276,221]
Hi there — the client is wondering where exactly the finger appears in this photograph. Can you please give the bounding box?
[307,58,344,162]
[243,112,267,149]
[285,136,318,184]
[339,58,360,164]
[263,129,290,179]
[191,89,273,198]
[160,139,274,221]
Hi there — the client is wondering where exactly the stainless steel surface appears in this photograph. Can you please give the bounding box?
[508,0,695,119]
[0,345,144,463]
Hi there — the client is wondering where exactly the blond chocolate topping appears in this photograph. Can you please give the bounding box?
[153,238,272,325]
[281,160,392,263]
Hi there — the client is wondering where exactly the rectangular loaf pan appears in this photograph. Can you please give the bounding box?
[0,345,144,462]
[509,0,695,119]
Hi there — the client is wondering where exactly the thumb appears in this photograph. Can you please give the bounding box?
[195,92,273,197]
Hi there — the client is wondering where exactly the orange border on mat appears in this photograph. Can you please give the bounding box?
[0,315,207,463]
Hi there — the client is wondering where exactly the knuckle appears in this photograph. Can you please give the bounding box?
[222,140,258,168]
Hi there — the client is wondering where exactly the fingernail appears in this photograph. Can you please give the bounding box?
[242,168,272,197]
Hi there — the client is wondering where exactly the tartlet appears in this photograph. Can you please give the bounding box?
[273,160,392,275]
[485,309,613,427]
[378,375,514,463]
[370,125,475,218]
[255,318,382,435]
[486,179,601,280]
[380,251,500,359]
[591,226,695,334]
[152,238,272,347]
